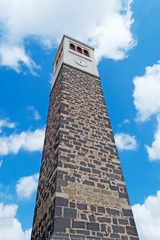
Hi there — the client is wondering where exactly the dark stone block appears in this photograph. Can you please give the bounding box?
[119,192,128,198]
[59,147,70,153]
[110,233,120,239]
[73,141,82,146]
[64,208,77,219]
[126,226,138,236]
[80,161,87,166]
[57,179,68,187]
[88,163,95,168]
[80,167,91,173]
[98,206,105,213]
[93,160,101,166]
[122,237,128,240]
[77,230,90,235]
[92,169,101,175]
[64,164,76,169]
[100,167,108,172]
[130,217,136,226]
[118,218,128,225]
[83,180,94,186]
[86,236,100,240]
[81,213,87,220]
[106,173,120,180]
[54,207,62,217]
[70,202,75,208]
[123,209,133,217]
[51,233,70,239]
[89,177,98,182]
[113,218,117,224]
[97,232,103,237]
[89,214,95,222]
[56,171,63,180]
[106,208,120,216]
[55,197,68,207]
[101,224,106,232]
[112,225,125,233]
[70,234,85,240]
[72,220,85,229]
[100,179,109,184]
[77,203,87,210]
[109,185,119,191]
[54,217,70,231]
[65,176,75,182]
[86,222,99,231]
[97,183,105,189]
[91,205,96,212]
[56,186,61,193]
[97,217,111,223]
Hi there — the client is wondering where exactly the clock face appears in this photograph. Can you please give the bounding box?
[74,58,87,67]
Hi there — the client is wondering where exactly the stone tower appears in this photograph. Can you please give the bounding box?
[31,35,139,240]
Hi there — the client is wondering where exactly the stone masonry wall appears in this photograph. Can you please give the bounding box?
[31,64,139,240]
[31,67,62,240]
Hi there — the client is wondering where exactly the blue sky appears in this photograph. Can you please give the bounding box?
[0,0,160,239]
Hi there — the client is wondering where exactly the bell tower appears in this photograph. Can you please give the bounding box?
[31,35,139,240]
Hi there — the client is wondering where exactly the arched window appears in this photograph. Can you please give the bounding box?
[77,46,82,54]
[84,49,89,57]
[70,43,75,51]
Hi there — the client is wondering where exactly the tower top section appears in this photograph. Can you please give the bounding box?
[52,35,99,88]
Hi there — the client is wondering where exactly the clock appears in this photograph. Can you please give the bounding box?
[74,58,87,67]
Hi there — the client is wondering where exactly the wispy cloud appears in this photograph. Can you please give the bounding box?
[0,128,45,156]
[0,192,12,201]
[16,173,39,199]
[114,132,138,151]
[118,118,130,127]
[132,190,160,240]
[0,0,136,72]
[49,73,53,85]
[0,119,16,133]
[0,203,31,240]
[27,106,41,121]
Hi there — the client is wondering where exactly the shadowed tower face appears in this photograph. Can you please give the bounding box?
[31,35,139,240]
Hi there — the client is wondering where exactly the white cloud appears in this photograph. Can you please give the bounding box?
[114,132,138,150]
[0,160,3,168]
[0,203,31,240]
[132,190,160,240]
[0,44,39,74]
[118,118,130,127]
[0,192,12,201]
[0,0,136,72]
[133,61,160,122]
[123,119,130,124]
[0,119,16,133]
[27,106,41,120]
[16,173,39,199]
[0,128,45,155]
[133,61,160,160]
[145,115,160,161]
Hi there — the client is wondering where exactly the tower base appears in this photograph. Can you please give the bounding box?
[50,232,139,240]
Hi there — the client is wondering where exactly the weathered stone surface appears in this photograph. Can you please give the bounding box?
[31,64,139,240]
